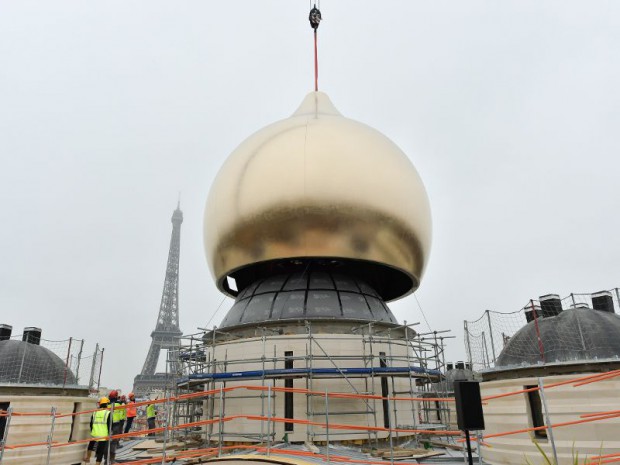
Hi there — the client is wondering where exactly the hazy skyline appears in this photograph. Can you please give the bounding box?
[1,1,619,390]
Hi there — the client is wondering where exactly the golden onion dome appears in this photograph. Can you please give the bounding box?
[204,92,431,301]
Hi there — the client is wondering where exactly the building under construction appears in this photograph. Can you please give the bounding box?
[175,318,452,446]
[167,88,456,448]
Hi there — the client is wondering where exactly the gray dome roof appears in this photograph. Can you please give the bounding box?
[0,340,77,385]
[496,308,620,367]
[220,271,398,329]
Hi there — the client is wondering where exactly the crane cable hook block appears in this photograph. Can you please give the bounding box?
[309,5,322,30]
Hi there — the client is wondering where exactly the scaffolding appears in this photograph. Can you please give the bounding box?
[172,320,453,447]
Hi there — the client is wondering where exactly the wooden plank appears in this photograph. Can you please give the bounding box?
[430,440,464,451]
[392,452,445,461]
[379,450,445,457]
[132,439,162,450]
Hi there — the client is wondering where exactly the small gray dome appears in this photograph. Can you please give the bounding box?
[220,271,398,329]
[496,308,620,367]
[0,340,77,385]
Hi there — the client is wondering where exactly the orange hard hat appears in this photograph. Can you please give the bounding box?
[109,390,119,398]
[121,395,126,401]
[128,392,135,399]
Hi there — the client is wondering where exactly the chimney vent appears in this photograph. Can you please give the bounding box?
[22,327,42,345]
[446,362,454,371]
[540,294,563,318]
[592,291,615,313]
[0,324,12,341]
[525,304,541,323]
[456,361,465,370]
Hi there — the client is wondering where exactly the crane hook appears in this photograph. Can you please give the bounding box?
[309,5,322,30]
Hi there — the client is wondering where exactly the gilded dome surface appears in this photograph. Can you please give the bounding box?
[205,92,431,301]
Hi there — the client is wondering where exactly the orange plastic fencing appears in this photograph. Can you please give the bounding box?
[2,367,620,453]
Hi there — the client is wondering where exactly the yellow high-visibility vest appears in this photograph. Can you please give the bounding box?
[112,402,123,423]
[91,409,110,441]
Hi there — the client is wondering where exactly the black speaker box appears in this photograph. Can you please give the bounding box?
[454,380,485,431]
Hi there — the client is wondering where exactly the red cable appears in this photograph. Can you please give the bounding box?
[314,29,319,91]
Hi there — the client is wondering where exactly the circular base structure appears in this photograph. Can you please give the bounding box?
[220,268,398,329]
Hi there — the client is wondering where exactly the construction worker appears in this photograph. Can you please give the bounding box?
[124,392,137,434]
[108,390,123,463]
[83,396,112,465]
[146,400,157,436]
[118,395,127,441]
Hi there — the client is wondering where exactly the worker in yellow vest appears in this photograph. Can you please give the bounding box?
[146,400,157,436]
[83,397,112,465]
[108,390,123,463]
[118,395,127,443]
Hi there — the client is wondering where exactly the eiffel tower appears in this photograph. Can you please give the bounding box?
[133,203,183,397]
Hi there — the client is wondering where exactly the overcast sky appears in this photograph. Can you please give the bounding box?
[1,1,619,391]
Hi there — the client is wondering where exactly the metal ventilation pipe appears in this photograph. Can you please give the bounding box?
[456,361,465,370]
[592,291,615,313]
[22,327,42,345]
[540,294,563,318]
[446,362,454,371]
[0,324,12,341]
